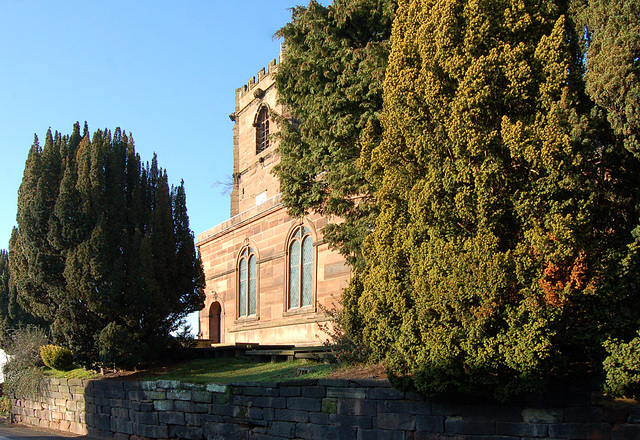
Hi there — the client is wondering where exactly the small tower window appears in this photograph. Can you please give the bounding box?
[256,106,269,154]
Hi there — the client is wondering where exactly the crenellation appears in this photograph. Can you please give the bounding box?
[238,56,279,98]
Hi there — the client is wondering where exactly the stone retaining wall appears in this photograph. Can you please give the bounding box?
[11,377,640,439]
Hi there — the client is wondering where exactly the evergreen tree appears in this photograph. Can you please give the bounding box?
[274,0,396,269]
[573,0,639,155]
[353,0,640,398]
[10,123,205,367]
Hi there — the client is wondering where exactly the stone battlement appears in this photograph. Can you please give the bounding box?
[236,55,279,98]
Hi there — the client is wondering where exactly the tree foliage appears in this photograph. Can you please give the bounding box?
[573,0,640,155]
[9,123,205,367]
[349,0,640,398]
[0,244,45,349]
[274,0,396,270]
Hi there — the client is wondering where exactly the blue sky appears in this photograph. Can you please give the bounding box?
[0,1,322,249]
[0,1,327,332]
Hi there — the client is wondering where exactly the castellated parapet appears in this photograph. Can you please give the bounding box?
[237,57,279,98]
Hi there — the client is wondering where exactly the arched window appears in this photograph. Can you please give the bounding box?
[255,106,269,154]
[238,247,257,317]
[288,226,313,309]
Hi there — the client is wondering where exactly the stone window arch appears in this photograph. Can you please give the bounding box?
[255,105,269,154]
[287,225,314,310]
[237,246,257,318]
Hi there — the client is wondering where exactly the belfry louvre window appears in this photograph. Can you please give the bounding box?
[288,226,313,309]
[238,247,257,317]
[256,107,269,154]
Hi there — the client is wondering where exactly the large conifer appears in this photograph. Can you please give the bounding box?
[353,0,640,398]
[10,124,205,367]
[274,0,396,269]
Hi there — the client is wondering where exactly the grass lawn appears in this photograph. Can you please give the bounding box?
[43,356,384,384]
[141,356,337,384]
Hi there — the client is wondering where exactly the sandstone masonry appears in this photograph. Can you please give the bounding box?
[11,377,640,440]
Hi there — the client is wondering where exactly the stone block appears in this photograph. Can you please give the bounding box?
[203,420,249,439]
[140,381,157,391]
[629,406,640,424]
[251,396,287,409]
[244,386,264,396]
[330,413,373,429]
[366,387,404,401]
[522,407,563,423]
[174,400,195,413]
[337,398,377,417]
[279,386,301,397]
[357,429,405,440]
[135,411,159,425]
[191,391,212,403]
[376,412,415,431]
[549,423,612,439]
[275,408,310,423]
[111,416,133,435]
[301,386,326,398]
[462,403,522,422]
[159,411,185,425]
[416,415,445,433]
[296,423,357,440]
[268,421,296,438]
[194,403,209,413]
[153,400,174,412]
[565,406,604,423]
[143,391,166,400]
[310,412,330,425]
[185,412,201,427]
[156,380,181,389]
[169,425,203,440]
[612,424,640,440]
[205,383,227,393]
[133,423,169,439]
[167,389,191,401]
[327,387,366,399]
[381,399,431,415]
[495,421,548,437]
[287,397,322,412]
[210,403,235,417]
[445,417,495,436]
[111,407,129,419]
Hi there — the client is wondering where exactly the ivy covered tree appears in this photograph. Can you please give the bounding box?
[273,0,396,270]
[351,0,640,399]
[9,123,205,367]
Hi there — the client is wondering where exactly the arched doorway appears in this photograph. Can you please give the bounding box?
[209,302,221,344]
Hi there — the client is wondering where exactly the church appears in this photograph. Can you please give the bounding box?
[196,55,351,346]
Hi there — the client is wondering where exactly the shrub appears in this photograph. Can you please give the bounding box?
[0,396,11,417]
[97,322,146,369]
[318,301,370,365]
[40,345,74,371]
[2,326,48,398]
[603,332,640,399]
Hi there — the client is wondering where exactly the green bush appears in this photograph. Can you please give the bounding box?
[97,322,146,369]
[2,326,47,398]
[603,332,640,399]
[0,396,11,417]
[40,345,74,371]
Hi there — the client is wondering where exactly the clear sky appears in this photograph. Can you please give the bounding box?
[0,0,326,333]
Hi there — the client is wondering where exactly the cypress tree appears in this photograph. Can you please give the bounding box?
[354,0,640,398]
[10,123,205,367]
[274,0,396,270]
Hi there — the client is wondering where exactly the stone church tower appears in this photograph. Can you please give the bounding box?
[196,55,350,346]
